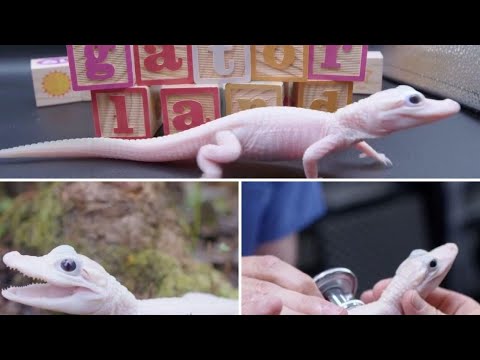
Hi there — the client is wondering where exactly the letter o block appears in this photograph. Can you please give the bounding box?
[293,81,353,113]
[160,85,221,135]
[67,45,134,91]
[251,45,308,81]
[192,45,251,84]
[225,82,284,115]
[133,45,194,85]
[308,45,368,81]
[91,86,159,139]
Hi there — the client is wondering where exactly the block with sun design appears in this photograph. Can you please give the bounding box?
[91,86,160,139]
[30,57,91,107]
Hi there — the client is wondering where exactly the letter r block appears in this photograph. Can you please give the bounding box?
[292,81,353,113]
[192,45,251,84]
[308,45,368,81]
[251,45,308,82]
[133,45,194,85]
[67,45,134,91]
[159,85,221,135]
[91,86,160,139]
[224,82,284,115]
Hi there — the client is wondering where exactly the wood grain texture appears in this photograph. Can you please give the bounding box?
[92,86,156,139]
[68,45,134,90]
[193,45,250,84]
[251,45,308,81]
[133,45,193,85]
[294,81,353,112]
[160,85,221,135]
[309,45,367,81]
[353,51,383,94]
[224,82,283,115]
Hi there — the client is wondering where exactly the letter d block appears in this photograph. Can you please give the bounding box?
[160,85,221,135]
[225,82,284,115]
[91,86,160,139]
[192,45,251,84]
[133,45,194,85]
[251,45,308,82]
[293,81,353,113]
[67,45,134,91]
[308,45,368,81]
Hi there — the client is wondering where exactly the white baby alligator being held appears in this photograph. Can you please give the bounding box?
[1,245,238,315]
[0,86,460,178]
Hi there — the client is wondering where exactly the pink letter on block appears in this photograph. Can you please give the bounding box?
[160,86,221,135]
[67,45,134,91]
[308,45,368,81]
[133,45,194,85]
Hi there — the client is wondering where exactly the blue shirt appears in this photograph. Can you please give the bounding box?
[242,182,327,256]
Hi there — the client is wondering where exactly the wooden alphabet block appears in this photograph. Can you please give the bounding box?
[91,86,159,139]
[224,82,284,115]
[293,81,353,113]
[308,45,368,81]
[133,45,194,85]
[251,45,308,82]
[353,51,383,95]
[67,45,134,91]
[30,56,91,107]
[160,85,221,135]
[192,45,250,84]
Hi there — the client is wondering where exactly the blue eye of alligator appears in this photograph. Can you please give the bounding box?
[408,95,422,104]
[61,259,77,272]
[429,260,437,268]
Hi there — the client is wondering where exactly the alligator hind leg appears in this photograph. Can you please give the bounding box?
[196,130,242,178]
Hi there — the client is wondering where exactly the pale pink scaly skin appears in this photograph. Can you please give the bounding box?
[0,86,461,178]
[348,243,458,315]
[1,245,238,315]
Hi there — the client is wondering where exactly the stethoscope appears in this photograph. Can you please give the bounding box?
[313,267,365,310]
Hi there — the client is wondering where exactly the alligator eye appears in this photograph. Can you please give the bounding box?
[408,94,422,105]
[429,259,437,268]
[61,259,77,272]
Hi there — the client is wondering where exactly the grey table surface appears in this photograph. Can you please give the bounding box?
[1,47,480,179]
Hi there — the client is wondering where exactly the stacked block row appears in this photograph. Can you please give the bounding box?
[64,45,382,139]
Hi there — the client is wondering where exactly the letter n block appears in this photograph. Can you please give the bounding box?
[133,45,194,85]
[251,45,308,82]
[192,46,251,84]
[91,86,160,139]
[292,81,353,113]
[160,85,221,135]
[67,45,134,91]
[308,45,368,81]
[224,82,284,115]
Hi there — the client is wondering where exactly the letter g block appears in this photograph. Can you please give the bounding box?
[67,45,134,91]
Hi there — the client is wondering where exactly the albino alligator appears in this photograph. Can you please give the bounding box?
[1,245,238,315]
[349,243,458,315]
[0,85,460,178]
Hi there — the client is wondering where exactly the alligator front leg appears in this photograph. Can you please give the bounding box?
[355,141,393,167]
[302,135,343,178]
[196,130,242,178]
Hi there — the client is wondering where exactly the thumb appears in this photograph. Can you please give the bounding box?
[402,290,445,315]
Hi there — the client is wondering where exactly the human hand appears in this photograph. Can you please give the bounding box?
[242,255,347,315]
[361,278,480,315]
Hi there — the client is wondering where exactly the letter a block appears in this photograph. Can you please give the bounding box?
[292,81,353,113]
[67,45,134,91]
[224,82,284,115]
[308,45,368,81]
[192,45,250,84]
[91,86,159,139]
[160,85,221,135]
[251,45,308,82]
[133,45,194,85]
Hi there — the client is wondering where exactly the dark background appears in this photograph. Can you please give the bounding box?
[1,45,480,178]
[299,182,480,301]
